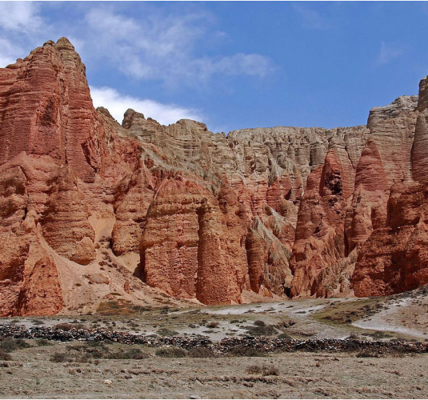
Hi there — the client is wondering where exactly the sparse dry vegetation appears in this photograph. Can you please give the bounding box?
[245,364,279,376]
[156,328,179,337]
[276,319,296,329]
[51,343,149,363]
[313,298,384,325]
[35,339,54,347]
[54,323,75,331]
[0,338,31,353]
[155,347,187,358]
[228,347,264,357]
[50,352,69,363]
[0,349,11,361]
[244,324,278,337]
[188,347,215,358]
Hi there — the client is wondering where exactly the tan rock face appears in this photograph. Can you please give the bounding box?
[0,39,99,183]
[348,91,428,296]
[139,177,249,305]
[41,167,96,265]
[344,140,389,254]
[352,182,428,296]
[112,166,155,255]
[1,39,428,315]
[290,136,360,297]
[0,157,63,316]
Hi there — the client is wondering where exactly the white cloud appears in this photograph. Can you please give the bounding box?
[0,2,42,32]
[376,41,403,66]
[0,4,275,85]
[90,86,204,126]
[0,3,274,131]
[293,5,329,30]
[209,53,275,77]
[84,7,274,83]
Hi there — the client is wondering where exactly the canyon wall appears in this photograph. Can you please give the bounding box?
[1,38,428,315]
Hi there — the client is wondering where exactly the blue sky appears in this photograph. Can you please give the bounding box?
[0,2,428,133]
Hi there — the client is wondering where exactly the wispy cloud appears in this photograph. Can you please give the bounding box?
[84,7,275,84]
[0,3,275,129]
[0,3,44,67]
[196,53,276,79]
[0,4,275,84]
[375,41,403,66]
[90,86,204,125]
[0,2,43,32]
[293,5,329,30]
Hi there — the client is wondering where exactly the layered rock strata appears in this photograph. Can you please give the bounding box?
[1,38,428,315]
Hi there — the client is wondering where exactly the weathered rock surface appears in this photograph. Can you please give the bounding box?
[349,91,428,296]
[352,182,428,296]
[0,39,99,182]
[1,38,428,315]
[41,167,96,265]
[0,154,64,316]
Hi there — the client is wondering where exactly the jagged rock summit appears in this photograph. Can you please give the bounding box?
[1,38,428,316]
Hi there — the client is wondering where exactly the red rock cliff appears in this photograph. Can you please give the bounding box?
[1,39,428,316]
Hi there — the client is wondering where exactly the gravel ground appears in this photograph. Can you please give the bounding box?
[0,342,427,399]
[1,292,428,399]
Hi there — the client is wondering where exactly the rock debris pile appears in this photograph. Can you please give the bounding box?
[1,325,426,355]
[215,337,428,355]
[0,325,211,348]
